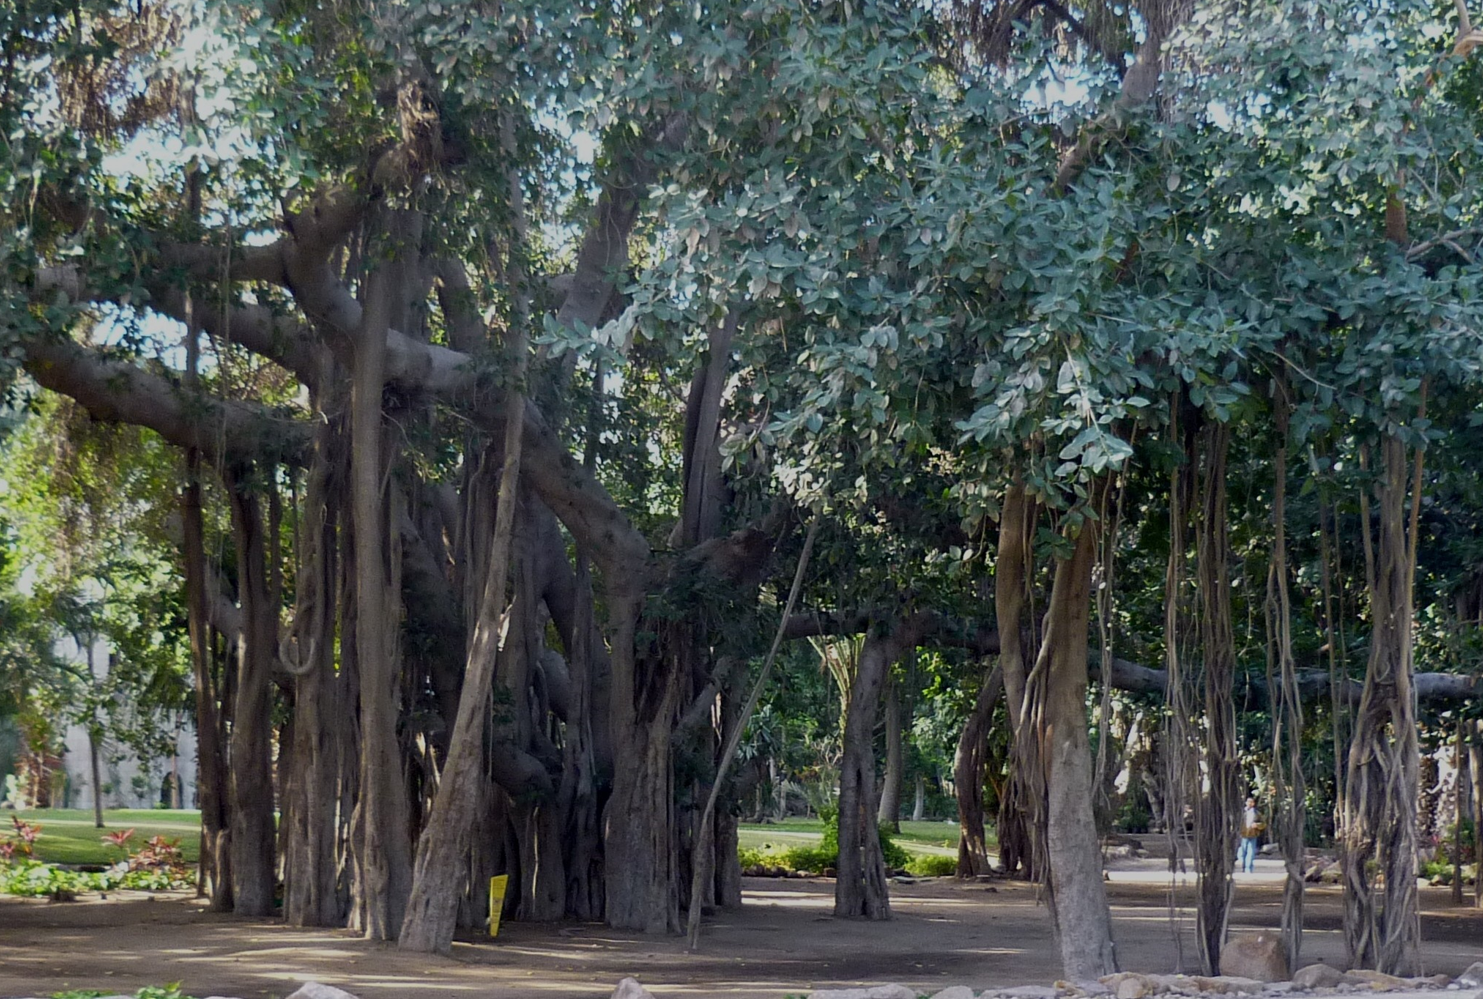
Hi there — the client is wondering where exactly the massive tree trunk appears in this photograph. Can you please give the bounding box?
[1027,517,1118,980]
[350,256,413,941]
[836,618,922,919]
[995,479,1038,878]
[955,662,1003,877]
[1195,423,1237,977]
[1342,434,1422,974]
[225,467,279,918]
[878,677,904,832]
[604,591,677,933]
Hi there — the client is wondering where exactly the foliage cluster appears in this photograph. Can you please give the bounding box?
[0,820,192,897]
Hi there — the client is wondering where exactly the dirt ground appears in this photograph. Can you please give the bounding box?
[1,875,1480,999]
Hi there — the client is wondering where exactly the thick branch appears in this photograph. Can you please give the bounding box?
[21,336,313,466]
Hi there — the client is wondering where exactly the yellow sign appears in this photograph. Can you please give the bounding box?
[488,875,509,937]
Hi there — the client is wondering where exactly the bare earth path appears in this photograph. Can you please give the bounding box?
[1,871,1480,999]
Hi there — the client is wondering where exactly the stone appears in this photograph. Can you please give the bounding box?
[1103,973,1157,996]
[1001,987,1060,998]
[1193,977,1266,994]
[930,987,978,999]
[1220,933,1290,983]
[612,979,657,999]
[287,986,360,999]
[1408,976,1452,989]
[1293,960,1352,984]
[1293,964,1347,990]
[1458,965,1483,990]
[1074,982,1113,997]
[1341,971,1407,991]
[1262,985,1293,996]
[811,986,917,999]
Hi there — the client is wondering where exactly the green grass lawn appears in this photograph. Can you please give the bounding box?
[737,817,982,857]
[7,809,202,865]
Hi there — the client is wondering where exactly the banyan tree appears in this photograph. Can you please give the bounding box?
[4,0,1483,978]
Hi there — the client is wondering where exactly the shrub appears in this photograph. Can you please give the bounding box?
[905,854,957,877]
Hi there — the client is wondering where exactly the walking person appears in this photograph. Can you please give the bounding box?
[1237,796,1262,874]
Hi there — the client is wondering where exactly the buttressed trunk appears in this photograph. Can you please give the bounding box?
[1342,433,1421,974]
[1032,516,1117,980]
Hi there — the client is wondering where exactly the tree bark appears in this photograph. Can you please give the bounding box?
[1031,517,1118,980]
[996,479,1038,878]
[1342,433,1422,974]
[182,468,231,911]
[281,424,348,927]
[350,256,412,941]
[400,171,534,949]
[878,677,904,832]
[956,663,1003,877]
[603,587,678,933]
[1266,390,1305,970]
[1195,423,1237,977]
[225,469,278,918]
[836,617,922,919]
[1470,724,1482,909]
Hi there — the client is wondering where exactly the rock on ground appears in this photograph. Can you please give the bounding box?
[1457,965,1483,990]
[612,978,658,999]
[1220,933,1290,983]
[930,987,977,999]
[1292,966,1347,990]
[285,985,360,999]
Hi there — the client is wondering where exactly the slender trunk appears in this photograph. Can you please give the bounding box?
[86,637,104,823]
[911,774,926,823]
[1195,424,1237,976]
[955,663,1003,877]
[1161,400,1194,973]
[878,678,903,832]
[1319,497,1345,852]
[225,471,278,918]
[1031,517,1117,979]
[87,675,104,823]
[686,521,816,947]
[183,469,231,910]
[836,619,919,919]
[1469,724,1482,909]
[1342,433,1422,974]
[1452,719,1464,906]
[1268,386,1305,968]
